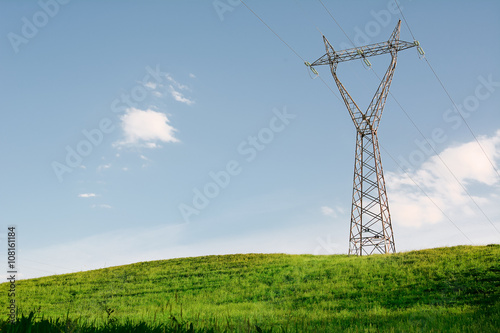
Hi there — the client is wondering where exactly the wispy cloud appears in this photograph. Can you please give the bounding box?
[189,73,196,79]
[114,107,179,148]
[144,81,157,89]
[321,206,336,217]
[166,74,189,90]
[321,205,344,218]
[140,154,151,168]
[78,193,96,198]
[169,85,194,105]
[97,163,111,172]
[143,74,194,105]
[144,142,160,148]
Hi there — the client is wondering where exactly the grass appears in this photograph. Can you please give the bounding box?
[0,245,499,332]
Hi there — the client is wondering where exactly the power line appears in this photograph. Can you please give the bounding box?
[294,0,324,37]
[371,69,500,235]
[380,146,474,245]
[388,1,500,234]
[393,1,500,181]
[238,0,304,62]
[394,0,416,41]
[424,58,500,179]
[317,75,342,102]
[238,0,342,103]
[23,258,80,272]
[314,0,498,237]
[317,0,355,47]
[239,0,497,241]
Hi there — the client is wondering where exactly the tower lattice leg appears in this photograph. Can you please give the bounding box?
[349,131,395,255]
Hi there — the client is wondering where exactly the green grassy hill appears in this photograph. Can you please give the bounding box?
[1,245,499,332]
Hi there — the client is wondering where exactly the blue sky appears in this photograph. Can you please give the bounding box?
[1,0,499,279]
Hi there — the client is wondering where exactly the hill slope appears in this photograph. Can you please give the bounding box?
[1,245,499,332]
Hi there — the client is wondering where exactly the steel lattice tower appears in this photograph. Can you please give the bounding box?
[309,21,416,255]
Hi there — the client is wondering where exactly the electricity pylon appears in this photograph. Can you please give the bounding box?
[308,21,416,255]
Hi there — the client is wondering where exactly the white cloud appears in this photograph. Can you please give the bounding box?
[169,86,194,105]
[387,130,500,228]
[78,193,96,198]
[115,107,179,148]
[189,73,196,79]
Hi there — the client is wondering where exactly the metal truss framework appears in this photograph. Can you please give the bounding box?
[310,21,416,255]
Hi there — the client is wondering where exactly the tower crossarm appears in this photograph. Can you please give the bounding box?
[311,21,415,134]
[310,40,415,67]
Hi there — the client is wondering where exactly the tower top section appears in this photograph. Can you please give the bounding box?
[310,21,416,68]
